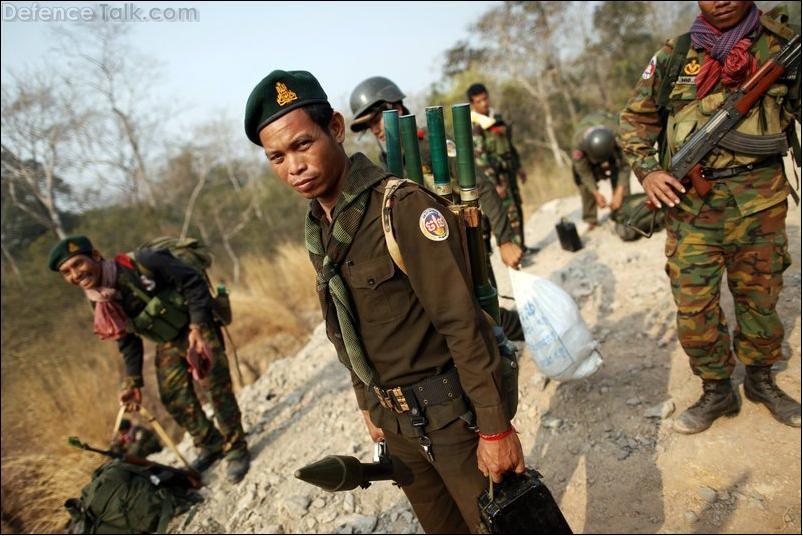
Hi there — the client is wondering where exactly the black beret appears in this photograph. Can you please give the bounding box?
[48,235,94,271]
[244,70,329,146]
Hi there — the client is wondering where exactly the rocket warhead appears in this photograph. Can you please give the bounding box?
[294,454,396,492]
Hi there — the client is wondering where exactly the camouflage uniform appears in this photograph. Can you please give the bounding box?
[155,325,247,457]
[114,250,248,459]
[571,113,632,224]
[619,8,799,380]
[472,114,526,247]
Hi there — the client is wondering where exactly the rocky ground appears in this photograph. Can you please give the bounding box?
[156,178,801,534]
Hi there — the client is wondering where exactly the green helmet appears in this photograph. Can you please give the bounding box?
[349,76,406,132]
[582,126,615,164]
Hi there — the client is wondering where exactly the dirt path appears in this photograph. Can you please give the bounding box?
[160,181,801,534]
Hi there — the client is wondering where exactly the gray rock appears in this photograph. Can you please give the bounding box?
[600,386,610,395]
[698,486,717,503]
[280,494,311,517]
[318,509,338,523]
[305,517,317,530]
[401,511,414,524]
[684,511,698,523]
[339,514,378,534]
[626,397,641,406]
[262,524,284,534]
[644,400,675,419]
[543,417,563,429]
[343,492,355,513]
[531,373,550,391]
[311,497,326,509]
[615,448,630,461]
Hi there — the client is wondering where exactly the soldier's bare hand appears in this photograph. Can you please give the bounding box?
[642,170,685,208]
[495,183,508,199]
[361,410,385,443]
[499,242,523,269]
[593,191,608,209]
[609,185,625,212]
[477,429,526,483]
[119,387,142,413]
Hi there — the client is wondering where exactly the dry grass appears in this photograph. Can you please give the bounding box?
[1,245,319,534]
[520,162,578,218]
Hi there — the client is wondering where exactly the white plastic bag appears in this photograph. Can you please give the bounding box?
[509,268,602,381]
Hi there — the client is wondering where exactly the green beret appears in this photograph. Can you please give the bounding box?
[48,235,94,271]
[244,70,329,146]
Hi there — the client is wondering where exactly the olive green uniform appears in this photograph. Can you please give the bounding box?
[618,7,799,380]
[310,153,510,533]
[571,114,632,224]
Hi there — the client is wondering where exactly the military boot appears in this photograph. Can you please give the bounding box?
[673,379,740,434]
[190,446,225,473]
[226,451,251,484]
[743,365,801,427]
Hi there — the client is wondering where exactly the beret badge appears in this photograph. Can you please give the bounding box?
[276,82,298,106]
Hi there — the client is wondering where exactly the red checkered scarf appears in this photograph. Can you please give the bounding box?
[691,4,761,98]
[84,259,128,341]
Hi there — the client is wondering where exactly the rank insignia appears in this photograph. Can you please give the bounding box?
[275,82,298,106]
[67,242,79,253]
[642,55,657,80]
[676,76,696,85]
[419,208,449,241]
[683,59,701,75]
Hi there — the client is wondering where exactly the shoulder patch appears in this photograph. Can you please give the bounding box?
[419,208,449,241]
[642,55,657,80]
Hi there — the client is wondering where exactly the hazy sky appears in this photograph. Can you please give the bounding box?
[2,1,497,132]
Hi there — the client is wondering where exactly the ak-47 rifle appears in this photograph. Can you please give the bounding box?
[632,34,801,236]
[68,436,203,489]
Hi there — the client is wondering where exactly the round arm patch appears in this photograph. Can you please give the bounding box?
[419,208,449,241]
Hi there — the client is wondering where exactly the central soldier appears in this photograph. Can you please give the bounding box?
[245,70,524,533]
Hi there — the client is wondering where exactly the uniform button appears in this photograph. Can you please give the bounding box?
[368,278,375,285]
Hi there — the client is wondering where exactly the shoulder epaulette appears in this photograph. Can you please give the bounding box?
[760,5,796,42]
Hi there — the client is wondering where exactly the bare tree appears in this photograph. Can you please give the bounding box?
[54,23,166,207]
[1,74,87,239]
[474,1,573,168]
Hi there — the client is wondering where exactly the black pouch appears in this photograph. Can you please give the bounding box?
[555,219,583,252]
[478,469,572,534]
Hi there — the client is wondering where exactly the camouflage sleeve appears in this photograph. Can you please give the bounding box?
[572,152,598,192]
[477,168,515,245]
[618,41,674,181]
[614,144,632,187]
[117,333,144,388]
[473,125,501,185]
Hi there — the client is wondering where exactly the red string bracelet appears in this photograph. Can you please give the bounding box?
[478,425,516,441]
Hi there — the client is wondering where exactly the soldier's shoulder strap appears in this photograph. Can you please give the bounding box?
[656,32,692,110]
[381,177,455,276]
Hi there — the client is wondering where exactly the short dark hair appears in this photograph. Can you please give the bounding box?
[302,102,335,131]
[467,83,488,100]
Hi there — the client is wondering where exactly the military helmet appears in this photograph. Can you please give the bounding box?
[582,126,615,164]
[349,76,407,132]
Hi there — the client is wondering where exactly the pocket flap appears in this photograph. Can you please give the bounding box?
[346,255,396,290]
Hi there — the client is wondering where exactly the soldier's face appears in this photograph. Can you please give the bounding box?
[59,253,102,290]
[698,1,752,31]
[470,92,491,116]
[260,108,348,202]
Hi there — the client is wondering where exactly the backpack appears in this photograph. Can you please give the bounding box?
[612,193,666,241]
[129,236,232,327]
[65,461,201,534]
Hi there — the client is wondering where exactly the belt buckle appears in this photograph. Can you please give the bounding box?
[373,386,394,411]
[389,387,410,414]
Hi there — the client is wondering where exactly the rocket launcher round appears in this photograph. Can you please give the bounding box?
[400,114,424,185]
[425,106,453,198]
[383,109,404,178]
[294,454,395,492]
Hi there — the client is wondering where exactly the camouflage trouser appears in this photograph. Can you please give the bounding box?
[502,170,525,245]
[665,183,791,380]
[155,325,247,458]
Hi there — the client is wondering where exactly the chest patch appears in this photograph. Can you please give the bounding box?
[642,55,657,80]
[676,75,697,85]
[419,208,449,241]
[683,59,701,75]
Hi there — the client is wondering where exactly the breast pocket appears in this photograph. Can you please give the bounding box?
[344,254,409,325]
